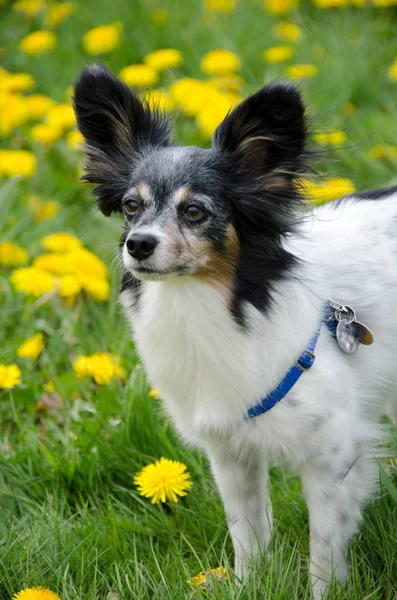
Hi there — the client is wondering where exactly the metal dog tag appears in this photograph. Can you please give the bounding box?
[332,303,374,354]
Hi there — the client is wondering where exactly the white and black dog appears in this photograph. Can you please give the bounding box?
[74,65,397,598]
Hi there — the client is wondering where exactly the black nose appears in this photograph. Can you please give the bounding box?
[126,234,159,260]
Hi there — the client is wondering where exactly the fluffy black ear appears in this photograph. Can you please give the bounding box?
[212,82,307,188]
[73,65,172,216]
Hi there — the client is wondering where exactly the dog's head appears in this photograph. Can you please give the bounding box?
[74,65,308,318]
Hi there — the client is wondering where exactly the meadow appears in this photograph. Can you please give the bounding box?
[1,0,397,598]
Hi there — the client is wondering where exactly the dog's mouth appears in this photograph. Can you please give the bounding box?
[131,265,192,281]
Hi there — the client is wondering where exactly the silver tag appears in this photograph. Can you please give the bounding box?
[331,301,374,354]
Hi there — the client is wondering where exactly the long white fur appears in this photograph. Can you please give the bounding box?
[120,193,397,598]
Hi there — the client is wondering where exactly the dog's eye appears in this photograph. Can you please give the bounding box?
[184,205,206,222]
[124,200,141,216]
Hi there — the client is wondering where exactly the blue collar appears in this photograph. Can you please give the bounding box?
[245,305,334,419]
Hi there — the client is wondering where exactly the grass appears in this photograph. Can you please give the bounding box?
[1,0,397,597]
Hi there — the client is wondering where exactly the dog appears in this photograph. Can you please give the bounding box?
[73,65,397,598]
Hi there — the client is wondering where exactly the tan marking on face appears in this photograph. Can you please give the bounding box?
[193,224,240,295]
[138,183,151,204]
[173,186,193,207]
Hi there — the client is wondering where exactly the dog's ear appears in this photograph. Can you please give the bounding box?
[73,65,171,216]
[212,82,307,187]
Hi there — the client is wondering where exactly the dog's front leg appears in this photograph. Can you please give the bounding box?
[301,454,374,599]
[208,445,272,580]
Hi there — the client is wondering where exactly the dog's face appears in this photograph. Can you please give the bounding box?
[73,65,308,319]
[118,146,238,282]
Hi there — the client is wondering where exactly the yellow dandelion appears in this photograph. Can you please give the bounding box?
[313,0,348,6]
[17,333,44,360]
[205,0,236,11]
[314,130,347,146]
[144,48,183,71]
[66,129,84,149]
[0,150,37,178]
[20,30,57,56]
[46,103,75,131]
[73,352,125,385]
[188,566,228,588]
[30,123,63,145]
[44,2,75,28]
[149,388,159,399]
[41,232,82,253]
[151,7,168,25]
[134,457,192,504]
[200,49,241,76]
[262,45,294,63]
[0,93,28,137]
[303,177,356,205]
[196,93,240,138]
[80,277,110,302]
[143,90,175,112]
[264,0,299,16]
[24,94,56,120]
[119,64,159,88]
[0,72,35,93]
[207,74,245,93]
[12,587,61,600]
[169,78,216,116]
[388,59,397,82]
[368,144,397,160]
[59,274,82,297]
[0,364,22,390]
[272,21,302,43]
[12,0,44,18]
[11,267,56,297]
[286,63,318,79]
[82,23,122,55]
[64,248,108,279]
[0,241,29,267]
[28,197,60,222]
[43,380,55,392]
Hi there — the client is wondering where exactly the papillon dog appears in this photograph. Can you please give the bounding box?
[73,65,397,598]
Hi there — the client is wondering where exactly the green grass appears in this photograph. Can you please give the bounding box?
[1,0,397,598]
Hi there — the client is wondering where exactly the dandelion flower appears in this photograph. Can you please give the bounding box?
[134,457,192,504]
[388,58,397,82]
[144,48,183,71]
[262,45,294,63]
[170,78,216,116]
[188,566,228,588]
[205,0,236,11]
[200,49,241,76]
[303,177,356,205]
[59,274,82,297]
[151,7,168,25]
[82,23,122,55]
[368,144,397,160]
[0,93,28,136]
[208,74,245,93]
[46,103,75,131]
[17,333,44,360]
[196,93,240,138]
[44,2,75,28]
[11,267,56,297]
[13,587,61,600]
[65,249,108,279]
[313,0,348,6]
[66,129,84,149]
[264,0,299,16]
[314,130,347,146]
[0,364,22,390]
[0,150,37,178]
[119,64,158,88]
[73,352,124,384]
[0,241,29,267]
[20,30,57,55]
[28,197,60,222]
[12,0,44,18]
[80,277,110,301]
[30,123,63,145]
[24,94,56,120]
[149,388,159,399]
[0,72,35,93]
[41,232,82,253]
[143,90,175,112]
[272,21,302,43]
[286,63,318,79]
